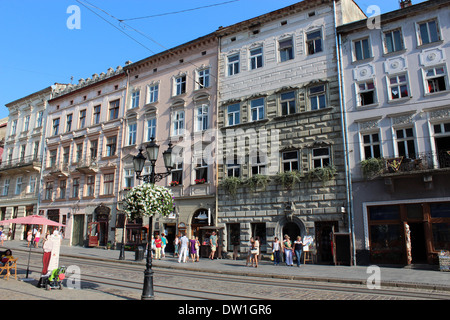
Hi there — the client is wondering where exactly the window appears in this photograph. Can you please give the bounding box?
[19,145,26,162]
[123,169,134,189]
[147,84,159,103]
[197,68,210,89]
[29,176,36,194]
[89,140,98,160]
[11,120,17,135]
[86,175,95,196]
[33,142,39,160]
[384,29,404,53]
[79,110,86,128]
[106,136,117,157]
[388,74,409,100]
[362,132,381,159]
[306,29,322,55]
[282,151,299,172]
[227,54,240,76]
[63,146,70,164]
[312,147,330,168]
[433,122,450,134]
[23,115,30,132]
[279,38,294,62]
[226,158,240,177]
[36,111,43,128]
[52,118,60,135]
[72,178,79,198]
[250,98,265,121]
[171,161,183,185]
[195,159,208,182]
[146,118,156,141]
[15,177,22,195]
[280,91,296,116]
[93,105,101,124]
[49,150,57,167]
[103,173,114,195]
[66,114,73,132]
[174,75,186,95]
[250,153,267,175]
[309,85,327,110]
[354,38,371,61]
[425,66,447,94]
[75,143,83,163]
[45,181,53,200]
[396,128,416,159]
[250,47,263,70]
[131,90,140,109]
[357,80,376,106]
[2,179,9,196]
[128,123,137,145]
[59,180,66,199]
[227,104,240,126]
[109,99,120,120]
[172,110,185,136]
[418,19,440,45]
[196,105,209,131]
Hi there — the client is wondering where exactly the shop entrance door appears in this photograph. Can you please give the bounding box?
[72,215,85,246]
[409,222,427,263]
[315,221,338,264]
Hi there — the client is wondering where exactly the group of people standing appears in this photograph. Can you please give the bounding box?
[174,231,218,263]
[272,235,305,267]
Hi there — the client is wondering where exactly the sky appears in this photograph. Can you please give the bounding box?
[0,0,428,119]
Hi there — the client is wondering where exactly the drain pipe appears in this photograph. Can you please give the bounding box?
[334,0,356,266]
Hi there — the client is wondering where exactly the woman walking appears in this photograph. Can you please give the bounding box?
[293,236,304,267]
[283,235,293,266]
[189,236,197,262]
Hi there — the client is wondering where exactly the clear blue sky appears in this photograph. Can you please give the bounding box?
[0,0,427,119]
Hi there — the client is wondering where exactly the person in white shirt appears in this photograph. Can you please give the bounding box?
[178,233,189,263]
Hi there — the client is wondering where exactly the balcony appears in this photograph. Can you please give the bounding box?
[0,155,42,175]
[74,158,99,174]
[48,163,70,178]
[382,151,450,176]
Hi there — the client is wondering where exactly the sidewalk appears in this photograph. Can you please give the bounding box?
[3,240,450,292]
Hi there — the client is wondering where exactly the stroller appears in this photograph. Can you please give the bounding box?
[37,266,67,290]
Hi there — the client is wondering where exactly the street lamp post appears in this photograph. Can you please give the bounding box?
[132,137,174,301]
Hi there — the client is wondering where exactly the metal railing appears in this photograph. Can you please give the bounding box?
[383,150,450,174]
[0,155,41,171]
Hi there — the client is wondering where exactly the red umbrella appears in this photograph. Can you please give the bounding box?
[0,215,65,279]
[0,214,65,227]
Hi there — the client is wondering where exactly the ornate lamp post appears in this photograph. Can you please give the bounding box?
[133,137,174,300]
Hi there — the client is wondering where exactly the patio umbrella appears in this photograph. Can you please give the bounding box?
[0,215,65,279]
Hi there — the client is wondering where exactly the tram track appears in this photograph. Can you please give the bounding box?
[13,251,450,300]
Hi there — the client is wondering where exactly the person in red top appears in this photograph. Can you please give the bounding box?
[154,234,162,260]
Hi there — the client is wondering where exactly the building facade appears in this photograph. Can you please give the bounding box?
[338,0,450,265]
[0,84,66,239]
[216,0,365,262]
[41,66,128,246]
[122,33,219,252]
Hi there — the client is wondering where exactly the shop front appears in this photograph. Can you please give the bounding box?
[365,201,450,265]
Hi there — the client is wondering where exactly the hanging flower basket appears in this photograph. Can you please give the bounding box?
[123,183,175,221]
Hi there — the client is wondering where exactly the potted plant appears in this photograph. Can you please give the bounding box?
[220,176,243,196]
[194,178,206,185]
[169,181,180,187]
[305,166,337,184]
[245,174,269,191]
[360,158,384,179]
[275,171,302,189]
[123,183,175,221]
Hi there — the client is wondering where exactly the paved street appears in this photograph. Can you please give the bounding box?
[1,240,449,302]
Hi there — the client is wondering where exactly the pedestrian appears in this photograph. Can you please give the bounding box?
[189,236,197,262]
[161,233,167,258]
[253,236,260,268]
[245,237,254,267]
[34,228,41,248]
[272,237,281,265]
[195,236,200,262]
[0,228,4,246]
[154,234,162,260]
[209,231,217,260]
[178,233,189,263]
[151,235,155,259]
[283,234,293,266]
[173,235,179,257]
[27,229,33,247]
[294,236,304,267]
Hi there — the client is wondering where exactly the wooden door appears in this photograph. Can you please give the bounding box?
[88,222,99,247]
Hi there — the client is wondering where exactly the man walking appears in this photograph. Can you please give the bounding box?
[209,231,217,260]
[178,233,189,263]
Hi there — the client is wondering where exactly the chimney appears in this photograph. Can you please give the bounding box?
[400,0,412,9]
